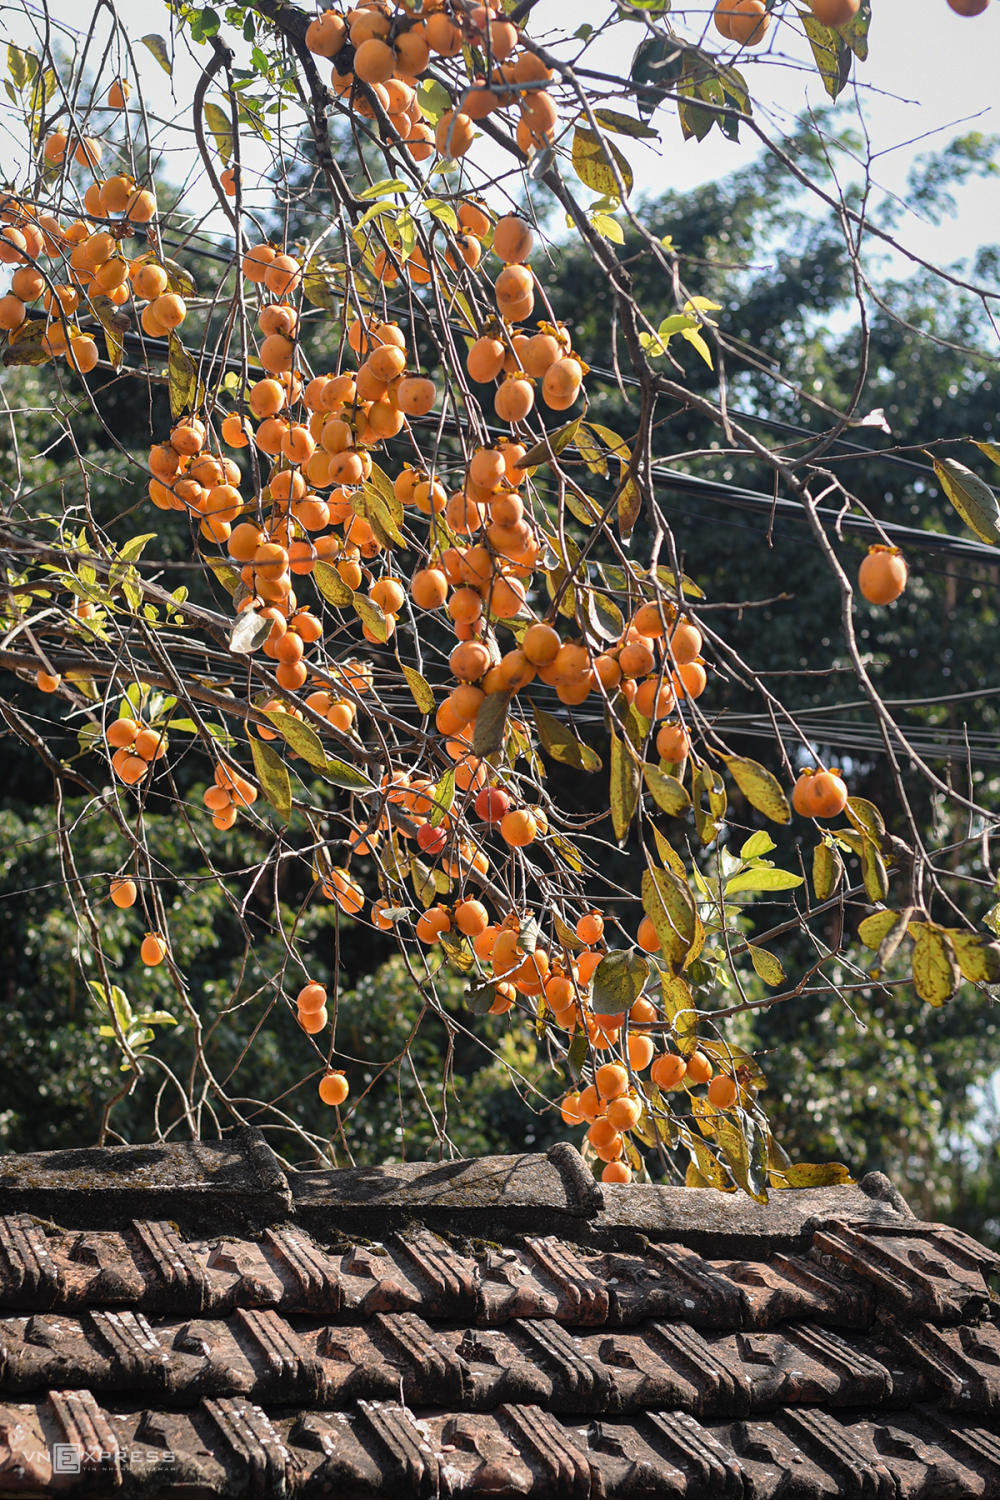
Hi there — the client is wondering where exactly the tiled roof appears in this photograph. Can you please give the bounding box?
[0,1131,998,1496]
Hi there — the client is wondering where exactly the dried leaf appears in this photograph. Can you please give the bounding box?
[592,947,649,1015]
[642,865,696,967]
[167,333,197,419]
[352,592,387,643]
[773,1161,854,1189]
[140,33,172,74]
[610,730,640,841]
[931,456,1000,545]
[265,710,327,771]
[845,796,885,849]
[947,929,1000,984]
[313,561,354,607]
[722,755,791,825]
[812,841,843,902]
[643,763,690,817]
[472,689,512,757]
[519,417,581,470]
[428,767,455,828]
[858,908,900,950]
[861,834,889,904]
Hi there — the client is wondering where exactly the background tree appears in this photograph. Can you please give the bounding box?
[3,0,1000,1222]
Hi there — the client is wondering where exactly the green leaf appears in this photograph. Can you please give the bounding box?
[417,78,451,124]
[572,126,634,200]
[629,33,685,120]
[774,1161,855,1189]
[250,737,291,822]
[428,767,455,828]
[643,763,690,817]
[167,333,197,419]
[724,867,804,896]
[566,1027,589,1081]
[593,107,659,139]
[911,924,961,1007]
[401,665,435,715]
[812,841,843,902]
[931,457,1000,545]
[748,945,785,987]
[425,198,460,231]
[118,534,157,565]
[359,177,411,199]
[472,689,512,757]
[264,710,327,772]
[592,948,649,1015]
[946,929,1000,984]
[740,831,776,860]
[466,979,498,1015]
[313,561,354,608]
[140,34,172,74]
[520,417,582,471]
[323,758,371,791]
[204,100,233,164]
[861,834,889,904]
[722,755,791,825]
[610,731,640,842]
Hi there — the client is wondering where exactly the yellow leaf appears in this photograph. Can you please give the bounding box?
[571,125,634,199]
[167,333,197,419]
[401,665,435,715]
[204,101,233,165]
[911,924,961,1007]
[748,945,785,986]
[250,737,291,822]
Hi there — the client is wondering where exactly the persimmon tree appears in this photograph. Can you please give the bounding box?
[2,0,1000,1191]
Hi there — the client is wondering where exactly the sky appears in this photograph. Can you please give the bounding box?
[4,0,1000,278]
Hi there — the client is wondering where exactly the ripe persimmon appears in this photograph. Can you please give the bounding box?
[318,1071,349,1105]
[707,1074,739,1109]
[141,932,167,966]
[859,545,907,604]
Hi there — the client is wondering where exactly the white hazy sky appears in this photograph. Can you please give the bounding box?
[4,0,1000,275]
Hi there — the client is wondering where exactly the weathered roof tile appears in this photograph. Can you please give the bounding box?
[0,1134,995,1499]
